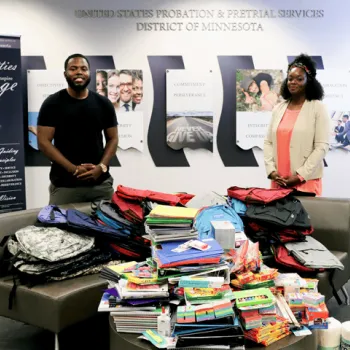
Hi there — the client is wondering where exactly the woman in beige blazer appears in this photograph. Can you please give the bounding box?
[264,54,330,195]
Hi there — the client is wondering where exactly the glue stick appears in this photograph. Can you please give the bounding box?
[157,306,171,337]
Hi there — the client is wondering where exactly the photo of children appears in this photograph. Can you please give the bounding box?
[330,111,350,151]
[236,70,284,112]
[95,69,144,112]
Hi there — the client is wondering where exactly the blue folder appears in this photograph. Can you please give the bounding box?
[155,238,223,266]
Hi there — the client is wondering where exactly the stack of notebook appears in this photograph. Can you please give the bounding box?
[144,205,199,243]
[111,307,169,334]
[99,261,171,334]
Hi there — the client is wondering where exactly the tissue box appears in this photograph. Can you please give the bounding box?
[210,221,235,249]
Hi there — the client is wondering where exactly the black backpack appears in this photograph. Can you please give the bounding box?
[244,196,313,245]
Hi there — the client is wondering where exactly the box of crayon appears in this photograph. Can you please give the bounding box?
[233,288,275,308]
[177,306,196,323]
[236,271,255,285]
[240,309,259,318]
[259,304,277,315]
[213,300,234,319]
[194,304,215,322]
[261,314,277,324]
[241,314,262,330]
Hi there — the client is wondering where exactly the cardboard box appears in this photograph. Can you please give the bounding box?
[210,221,235,249]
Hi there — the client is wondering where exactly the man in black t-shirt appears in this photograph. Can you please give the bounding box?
[37,53,119,205]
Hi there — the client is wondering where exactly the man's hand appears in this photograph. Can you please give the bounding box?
[283,175,302,187]
[76,165,103,181]
[72,165,89,176]
[270,171,286,187]
[80,163,96,171]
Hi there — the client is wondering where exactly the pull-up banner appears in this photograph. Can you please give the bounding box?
[0,35,26,213]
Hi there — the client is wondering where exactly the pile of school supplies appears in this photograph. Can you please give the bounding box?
[96,189,330,349]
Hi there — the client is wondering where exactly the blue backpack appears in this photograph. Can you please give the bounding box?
[37,205,67,225]
[66,209,129,240]
[194,205,244,240]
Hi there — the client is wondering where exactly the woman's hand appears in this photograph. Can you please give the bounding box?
[270,171,287,187]
[282,175,302,187]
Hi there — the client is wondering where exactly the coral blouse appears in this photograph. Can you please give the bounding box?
[271,108,322,196]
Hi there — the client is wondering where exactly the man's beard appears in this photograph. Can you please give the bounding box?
[65,75,91,92]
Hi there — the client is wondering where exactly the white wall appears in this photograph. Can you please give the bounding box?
[1,0,350,209]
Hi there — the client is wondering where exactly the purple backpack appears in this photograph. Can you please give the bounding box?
[37,205,67,225]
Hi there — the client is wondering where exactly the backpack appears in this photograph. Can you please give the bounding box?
[194,205,244,239]
[5,238,114,308]
[90,201,150,260]
[93,200,135,228]
[9,225,94,262]
[37,205,67,226]
[109,241,151,261]
[111,192,144,223]
[227,186,293,204]
[272,244,318,273]
[92,200,145,236]
[244,196,313,244]
[246,222,313,244]
[116,185,195,206]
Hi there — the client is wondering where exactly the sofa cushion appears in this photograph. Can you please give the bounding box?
[0,273,107,333]
[316,250,349,301]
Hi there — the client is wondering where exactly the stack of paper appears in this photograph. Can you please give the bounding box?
[145,205,199,243]
[111,307,169,334]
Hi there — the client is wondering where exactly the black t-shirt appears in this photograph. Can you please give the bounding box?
[37,89,118,187]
